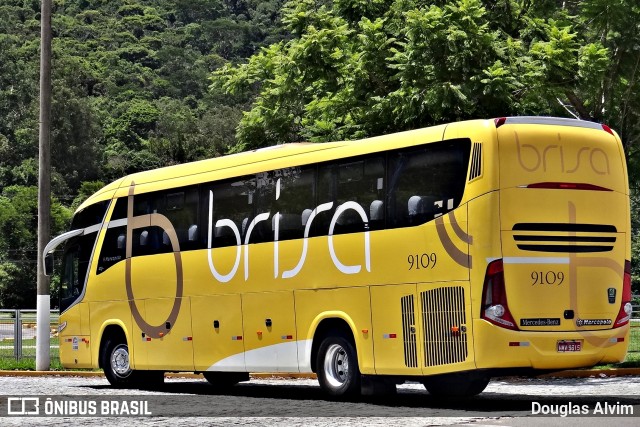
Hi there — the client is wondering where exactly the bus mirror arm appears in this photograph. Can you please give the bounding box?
[42,229,85,276]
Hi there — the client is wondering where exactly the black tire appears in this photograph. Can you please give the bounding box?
[203,372,249,389]
[101,337,136,387]
[422,372,490,398]
[316,333,360,397]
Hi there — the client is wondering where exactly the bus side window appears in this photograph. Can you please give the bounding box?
[132,194,152,257]
[252,172,276,243]
[206,176,256,248]
[314,163,337,237]
[97,198,128,274]
[152,186,202,252]
[387,139,471,228]
[317,156,385,236]
[266,166,315,241]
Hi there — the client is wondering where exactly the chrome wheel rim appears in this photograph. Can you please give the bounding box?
[323,343,349,388]
[111,344,131,377]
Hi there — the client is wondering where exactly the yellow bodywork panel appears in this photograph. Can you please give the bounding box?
[142,297,194,371]
[295,287,374,374]
[59,303,92,368]
[370,284,421,375]
[242,291,298,372]
[191,294,244,372]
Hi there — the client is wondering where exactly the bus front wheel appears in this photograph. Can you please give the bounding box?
[102,338,136,387]
[316,334,360,397]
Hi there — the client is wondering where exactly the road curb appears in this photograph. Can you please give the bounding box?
[0,370,318,380]
[1,369,638,379]
[536,368,640,378]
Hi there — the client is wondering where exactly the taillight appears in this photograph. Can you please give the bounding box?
[481,259,518,330]
[526,182,612,191]
[614,260,633,327]
[494,117,507,128]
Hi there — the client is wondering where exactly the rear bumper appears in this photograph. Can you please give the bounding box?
[473,320,630,370]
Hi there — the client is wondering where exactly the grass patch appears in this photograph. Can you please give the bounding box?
[592,323,640,369]
[0,358,65,371]
[594,351,640,369]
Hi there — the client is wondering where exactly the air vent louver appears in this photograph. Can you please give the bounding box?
[468,142,483,181]
[421,286,468,367]
[401,295,418,368]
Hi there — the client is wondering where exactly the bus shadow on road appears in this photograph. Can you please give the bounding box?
[80,380,640,417]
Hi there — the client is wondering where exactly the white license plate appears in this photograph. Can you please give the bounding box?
[557,340,582,352]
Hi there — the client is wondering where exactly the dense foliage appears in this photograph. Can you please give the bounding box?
[0,0,638,307]
[0,0,285,307]
[214,0,640,292]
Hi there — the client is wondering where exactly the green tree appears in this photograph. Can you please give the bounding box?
[213,0,640,291]
[0,0,287,305]
[0,186,70,308]
[212,0,547,145]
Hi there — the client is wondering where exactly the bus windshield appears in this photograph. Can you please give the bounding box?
[59,231,97,312]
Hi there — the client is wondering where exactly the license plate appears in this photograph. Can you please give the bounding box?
[557,340,582,352]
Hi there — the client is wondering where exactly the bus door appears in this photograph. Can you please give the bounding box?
[57,230,99,368]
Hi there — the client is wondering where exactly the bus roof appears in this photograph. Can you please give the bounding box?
[76,116,617,213]
[77,123,451,212]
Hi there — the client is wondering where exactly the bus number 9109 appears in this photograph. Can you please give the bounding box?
[531,271,565,286]
[408,253,437,270]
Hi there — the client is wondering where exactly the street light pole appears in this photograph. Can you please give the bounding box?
[36,0,52,371]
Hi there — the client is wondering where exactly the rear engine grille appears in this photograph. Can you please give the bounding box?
[421,286,468,367]
[401,295,418,368]
[512,223,617,253]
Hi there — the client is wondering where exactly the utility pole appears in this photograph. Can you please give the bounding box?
[36,0,52,371]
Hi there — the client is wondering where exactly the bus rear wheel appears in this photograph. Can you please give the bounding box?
[422,372,489,398]
[316,334,360,397]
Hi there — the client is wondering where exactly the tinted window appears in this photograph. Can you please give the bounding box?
[151,186,201,251]
[387,139,470,228]
[259,167,316,241]
[60,231,97,311]
[205,176,256,248]
[97,198,127,274]
[70,200,109,230]
[94,138,470,259]
[131,194,153,257]
[317,156,385,235]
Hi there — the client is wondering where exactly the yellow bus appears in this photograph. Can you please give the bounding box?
[44,117,632,397]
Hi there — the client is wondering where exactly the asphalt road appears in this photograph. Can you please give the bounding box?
[0,374,639,426]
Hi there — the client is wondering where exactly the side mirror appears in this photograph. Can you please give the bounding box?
[44,253,54,276]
